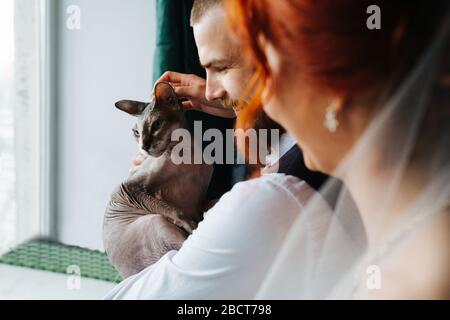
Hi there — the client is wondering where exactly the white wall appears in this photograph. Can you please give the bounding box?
[56,0,156,250]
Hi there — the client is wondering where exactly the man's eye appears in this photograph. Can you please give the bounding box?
[216,66,228,72]
[133,129,140,137]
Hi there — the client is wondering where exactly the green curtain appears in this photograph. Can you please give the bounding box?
[152,0,237,200]
[152,0,205,82]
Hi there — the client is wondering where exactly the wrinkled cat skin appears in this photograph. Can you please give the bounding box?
[103,82,213,277]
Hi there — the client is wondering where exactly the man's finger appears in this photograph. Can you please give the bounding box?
[181,99,235,118]
[181,100,194,109]
[173,85,200,99]
[157,71,188,86]
[133,152,147,166]
[133,157,143,166]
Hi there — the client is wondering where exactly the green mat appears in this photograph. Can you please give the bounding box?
[0,239,122,283]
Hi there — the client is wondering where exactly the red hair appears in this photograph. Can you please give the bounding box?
[225,0,447,131]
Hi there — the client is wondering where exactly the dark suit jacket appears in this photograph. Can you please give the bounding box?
[277,144,346,210]
[277,144,328,191]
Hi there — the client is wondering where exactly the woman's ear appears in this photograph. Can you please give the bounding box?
[153,82,180,110]
[115,100,148,116]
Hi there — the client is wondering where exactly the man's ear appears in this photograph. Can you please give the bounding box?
[154,82,180,110]
[115,100,148,116]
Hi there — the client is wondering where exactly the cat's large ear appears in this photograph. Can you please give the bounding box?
[115,100,148,116]
[154,82,180,110]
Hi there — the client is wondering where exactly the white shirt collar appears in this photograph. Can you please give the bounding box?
[265,133,296,168]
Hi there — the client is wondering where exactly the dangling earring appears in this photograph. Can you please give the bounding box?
[324,101,340,133]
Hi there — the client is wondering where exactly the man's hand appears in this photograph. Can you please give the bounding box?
[103,152,188,278]
[157,71,236,118]
[129,150,148,176]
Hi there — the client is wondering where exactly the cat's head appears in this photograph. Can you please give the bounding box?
[115,82,185,157]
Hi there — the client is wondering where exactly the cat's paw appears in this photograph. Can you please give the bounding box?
[178,219,198,235]
[186,220,198,234]
[166,217,197,235]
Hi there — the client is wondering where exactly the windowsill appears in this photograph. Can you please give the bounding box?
[0,264,116,300]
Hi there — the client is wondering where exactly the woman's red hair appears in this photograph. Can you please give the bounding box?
[225,0,447,131]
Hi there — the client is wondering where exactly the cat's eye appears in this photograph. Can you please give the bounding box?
[153,120,163,130]
[132,129,140,138]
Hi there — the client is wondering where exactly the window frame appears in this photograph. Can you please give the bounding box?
[38,0,58,239]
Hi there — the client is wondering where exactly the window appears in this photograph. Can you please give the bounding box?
[0,0,16,253]
[0,0,54,253]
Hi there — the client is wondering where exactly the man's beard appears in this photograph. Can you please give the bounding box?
[218,96,284,133]
[219,97,245,114]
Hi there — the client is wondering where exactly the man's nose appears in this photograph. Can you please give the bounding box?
[205,79,226,101]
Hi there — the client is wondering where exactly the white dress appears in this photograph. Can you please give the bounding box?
[105,174,318,299]
[104,134,327,299]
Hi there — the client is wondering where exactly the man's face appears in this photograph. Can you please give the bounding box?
[193,6,254,114]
